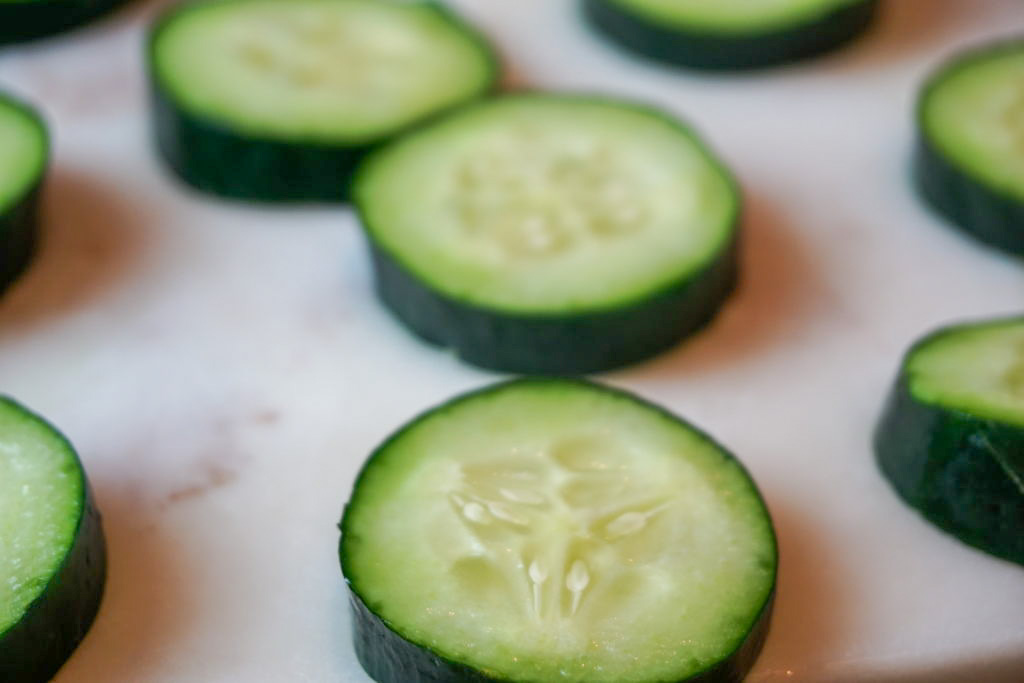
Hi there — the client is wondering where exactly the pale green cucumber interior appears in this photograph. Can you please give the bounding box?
[151,0,494,142]
[603,0,864,32]
[0,399,83,635]
[0,98,46,215]
[343,380,776,683]
[356,96,737,313]
[907,318,1024,428]
[922,43,1024,201]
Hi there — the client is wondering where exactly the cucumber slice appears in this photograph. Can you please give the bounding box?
[0,0,128,45]
[0,397,106,682]
[148,0,498,202]
[874,317,1024,566]
[582,0,879,70]
[341,379,776,683]
[354,95,739,373]
[916,40,1024,254]
[0,93,46,296]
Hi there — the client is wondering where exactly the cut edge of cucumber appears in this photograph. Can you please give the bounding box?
[340,377,778,683]
[0,396,107,682]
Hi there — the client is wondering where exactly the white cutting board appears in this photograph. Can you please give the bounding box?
[0,1,1022,681]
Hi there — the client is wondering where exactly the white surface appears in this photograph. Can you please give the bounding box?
[0,1,1022,681]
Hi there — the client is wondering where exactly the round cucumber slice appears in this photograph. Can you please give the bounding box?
[916,40,1024,254]
[148,0,498,201]
[583,0,879,70]
[340,378,777,683]
[0,397,106,682]
[875,317,1024,566]
[354,94,739,373]
[0,0,129,45]
[0,93,46,296]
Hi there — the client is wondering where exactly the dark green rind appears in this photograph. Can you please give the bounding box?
[0,0,129,45]
[0,185,41,296]
[0,400,107,683]
[146,1,499,203]
[349,589,773,683]
[914,43,1024,255]
[340,377,778,683]
[356,95,741,374]
[582,0,879,70]
[874,337,1024,566]
[913,134,1024,254]
[367,235,738,374]
[149,83,367,202]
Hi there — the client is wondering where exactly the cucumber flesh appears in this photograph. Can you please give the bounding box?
[875,317,1024,566]
[0,93,46,295]
[356,95,739,372]
[0,97,46,215]
[915,41,1024,253]
[0,412,82,633]
[921,43,1024,202]
[341,379,777,682]
[356,95,736,313]
[906,318,1024,428]
[151,0,496,143]
[0,397,106,681]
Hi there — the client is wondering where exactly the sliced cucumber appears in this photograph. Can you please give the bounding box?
[916,40,1024,254]
[0,93,46,296]
[0,397,106,682]
[0,0,128,45]
[340,378,777,683]
[147,0,498,202]
[583,0,879,70]
[874,317,1024,566]
[354,94,739,373]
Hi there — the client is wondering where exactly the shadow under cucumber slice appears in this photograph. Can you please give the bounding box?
[0,397,106,682]
[875,317,1024,566]
[354,94,740,374]
[341,377,777,682]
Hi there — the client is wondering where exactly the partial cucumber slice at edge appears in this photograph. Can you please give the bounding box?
[0,93,47,295]
[0,397,107,682]
[874,316,1024,566]
[915,39,1024,254]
